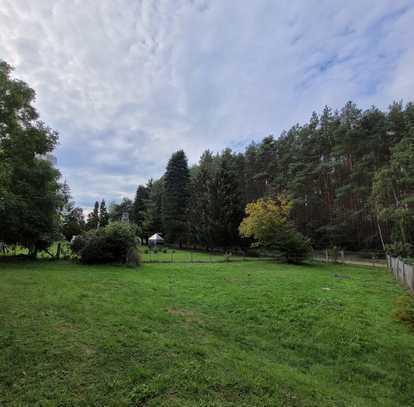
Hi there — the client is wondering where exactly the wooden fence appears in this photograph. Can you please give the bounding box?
[387,255,414,293]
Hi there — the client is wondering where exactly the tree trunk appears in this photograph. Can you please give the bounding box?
[56,242,61,260]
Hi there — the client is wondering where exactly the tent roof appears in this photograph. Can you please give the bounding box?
[148,233,164,241]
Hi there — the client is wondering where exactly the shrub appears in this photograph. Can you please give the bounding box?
[71,222,138,265]
[77,234,107,264]
[71,233,91,255]
[385,242,413,258]
[276,231,312,264]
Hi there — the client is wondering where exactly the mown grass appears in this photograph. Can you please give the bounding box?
[0,260,413,406]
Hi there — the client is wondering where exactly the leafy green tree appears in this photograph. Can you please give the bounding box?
[59,181,84,241]
[163,150,190,246]
[0,60,62,254]
[62,207,85,241]
[99,199,109,228]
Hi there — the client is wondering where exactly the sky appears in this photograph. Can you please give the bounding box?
[0,0,413,209]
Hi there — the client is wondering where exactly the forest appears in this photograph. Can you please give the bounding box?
[102,101,414,253]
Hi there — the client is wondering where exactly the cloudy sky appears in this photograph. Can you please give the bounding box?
[1,0,413,209]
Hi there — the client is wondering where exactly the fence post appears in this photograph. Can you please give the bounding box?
[409,265,414,293]
[340,250,345,264]
[389,256,414,294]
[402,261,406,284]
[325,249,329,263]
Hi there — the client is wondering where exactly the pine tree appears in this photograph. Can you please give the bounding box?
[210,150,244,248]
[142,179,164,239]
[188,150,216,248]
[86,201,100,230]
[132,184,149,230]
[99,199,109,228]
[163,150,190,246]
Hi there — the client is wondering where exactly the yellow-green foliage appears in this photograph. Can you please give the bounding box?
[239,195,311,263]
[239,195,292,246]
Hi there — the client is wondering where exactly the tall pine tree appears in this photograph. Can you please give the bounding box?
[188,150,216,248]
[99,199,109,228]
[163,150,190,247]
[142,179,164,240]
[132,184,149,232]
[210,150,244,248]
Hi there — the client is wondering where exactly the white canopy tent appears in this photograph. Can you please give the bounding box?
[148,233,164,247]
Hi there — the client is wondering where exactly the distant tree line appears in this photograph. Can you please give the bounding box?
[1,56,412,255]
[123,101,413,252]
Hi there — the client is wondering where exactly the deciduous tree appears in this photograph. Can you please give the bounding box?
[0,61,62,254]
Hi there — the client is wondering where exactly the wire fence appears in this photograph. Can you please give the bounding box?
[141,248,277,263]
[313,249,387,267]
[1,241,390,267]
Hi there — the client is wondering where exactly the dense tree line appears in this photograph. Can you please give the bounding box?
[127,101,413,252]
[3,54,411,255]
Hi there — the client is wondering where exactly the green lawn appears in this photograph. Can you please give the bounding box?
[0,260,413,406]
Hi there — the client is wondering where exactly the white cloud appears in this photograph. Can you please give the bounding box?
[0,0,413,207]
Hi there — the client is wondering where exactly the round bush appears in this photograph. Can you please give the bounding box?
[72,222,139,265]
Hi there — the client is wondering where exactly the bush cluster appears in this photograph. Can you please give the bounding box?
[385,242,413,258]
[71,222,140,265]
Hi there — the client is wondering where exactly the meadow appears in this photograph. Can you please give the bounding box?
[1,259,413,406]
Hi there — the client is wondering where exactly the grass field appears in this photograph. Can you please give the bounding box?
[1,260,413,406]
